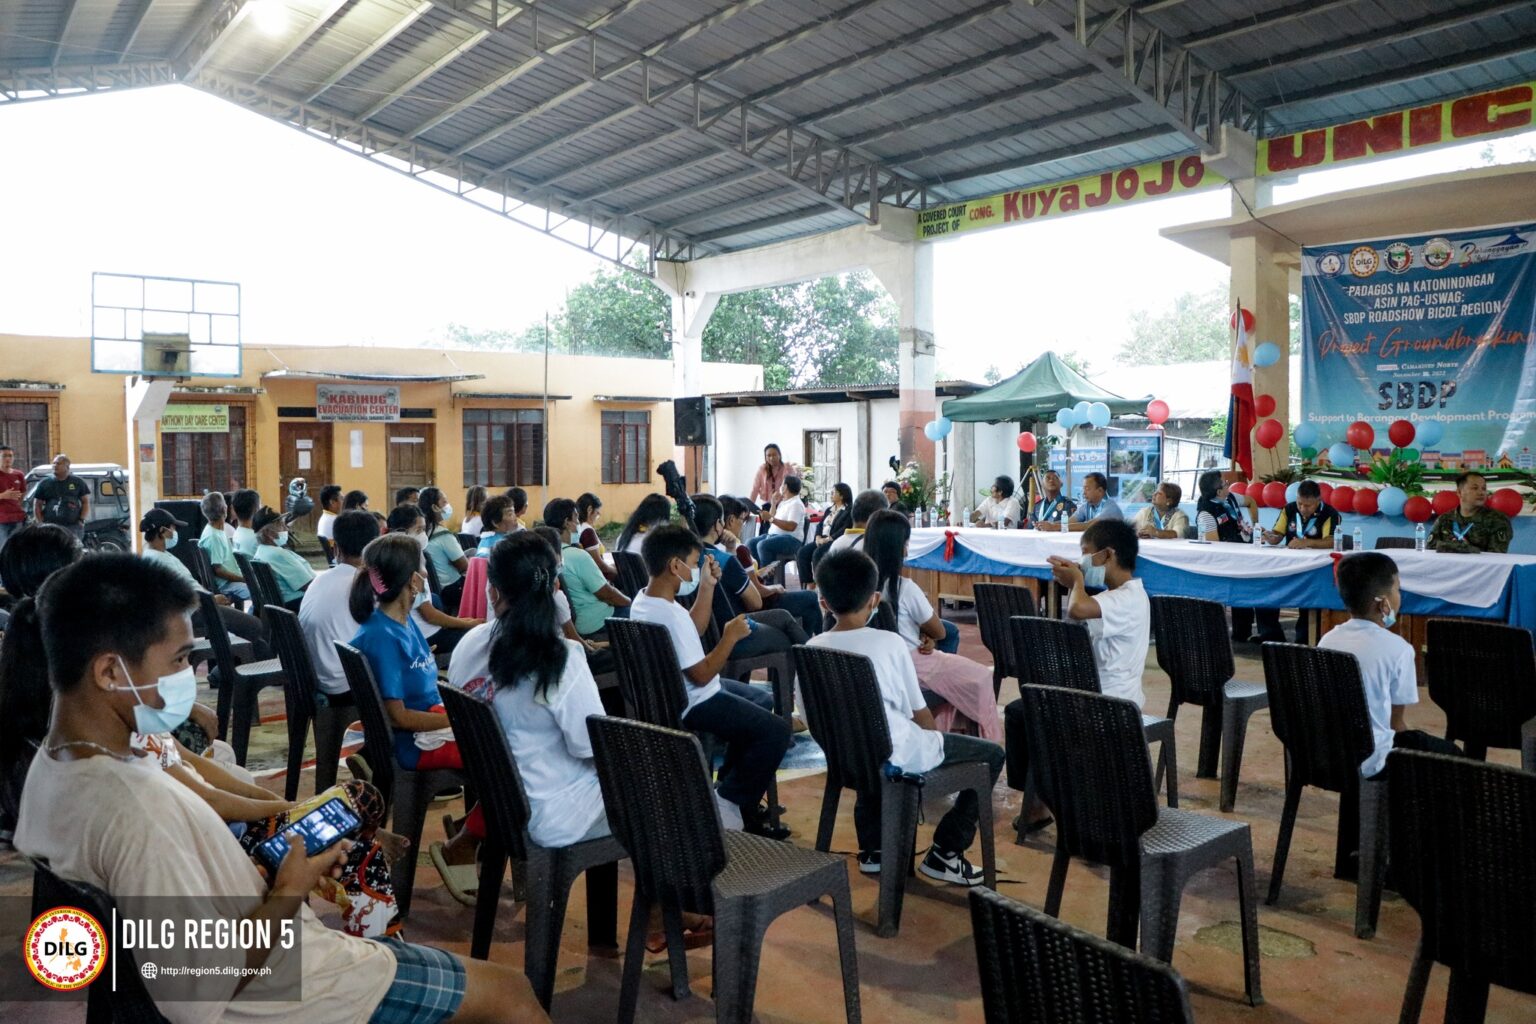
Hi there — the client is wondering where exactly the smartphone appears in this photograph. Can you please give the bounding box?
[254,797,362,873]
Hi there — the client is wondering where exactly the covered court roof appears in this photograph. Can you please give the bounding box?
[4,0,1534,271]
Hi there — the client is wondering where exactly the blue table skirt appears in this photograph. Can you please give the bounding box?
[907,545,1536,635]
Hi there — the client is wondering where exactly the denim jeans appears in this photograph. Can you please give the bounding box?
[937,619,960,654]
[749,531,803,568]
[218,578,252,604]
[682,678,792,810]
[853,733,1005,855]
[767,588,822,637]
[730,609,808,659]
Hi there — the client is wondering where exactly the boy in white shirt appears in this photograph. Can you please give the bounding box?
[1046,518,1149,709]
[747,474,808,573]
[316,484,342,566]
[629,524,793,839]
[301,510,379,697]
[808,548,1004,883]
[1317,552,1460,779]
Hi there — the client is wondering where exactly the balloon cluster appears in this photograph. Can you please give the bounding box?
[1055,401,1112,431]
[923,417,953,442]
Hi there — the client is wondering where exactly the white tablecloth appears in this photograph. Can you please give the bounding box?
[908,527,1536,611]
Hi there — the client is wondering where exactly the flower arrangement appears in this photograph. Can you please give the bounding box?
[889,458,949,511]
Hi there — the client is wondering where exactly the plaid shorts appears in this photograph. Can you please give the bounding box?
[368,940,466,1024]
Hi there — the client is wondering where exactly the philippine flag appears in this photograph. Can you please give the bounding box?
[1225,306,1255,479]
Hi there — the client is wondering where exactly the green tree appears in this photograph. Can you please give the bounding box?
[1118,287,1230,364]
[560,261,671,357]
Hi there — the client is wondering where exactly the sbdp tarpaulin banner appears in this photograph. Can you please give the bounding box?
[1301,222,1536,471]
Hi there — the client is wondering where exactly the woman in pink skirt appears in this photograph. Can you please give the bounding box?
[863,510,1001,741]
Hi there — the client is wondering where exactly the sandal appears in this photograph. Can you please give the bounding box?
[428,841,480,907]
[645,915,714,953]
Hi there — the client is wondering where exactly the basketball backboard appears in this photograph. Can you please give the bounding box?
[91,272,241,377]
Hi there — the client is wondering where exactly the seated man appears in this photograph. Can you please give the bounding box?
[199,491,251,604]
[141,507,265,650]
[1427,470,1513,554]
[630,524,792,839]
[747,474,808,572]
[1046,518,1149,708]
[1318,552,1460,781]
[315,484,343,567]
[808,548,1004,882]
[546,498,630,638]
[718,496,823,639]
[251,506,315,612]
[14,553,545,1024]
[1264,479,1342,643]
[1064,472,1124,533]
[1132,482,1189,540]
[230,488,261,557]
[342,489,370,512]
[1022,470,1076,529]
[301,510,380,702]
[971,475,1022,528]
[693,495,809,660]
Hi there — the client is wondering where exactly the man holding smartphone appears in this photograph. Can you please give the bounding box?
[13,553,548,1024]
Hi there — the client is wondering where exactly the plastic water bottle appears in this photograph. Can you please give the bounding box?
[932,506,942,529]
[1353,526,1364,552]
[1252,520,1263,546]
[1059,506,1070,533]
[1333,529,1344,553]
[961,505,971,527]
[1415,522,1426,552]
[995,511,1004,531]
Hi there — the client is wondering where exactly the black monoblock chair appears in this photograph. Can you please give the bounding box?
[587,715,861,1024]
[1005,616,1177,811]
[457,532,480,553]
[613,550,649,599]
[972,582,1036,697]
[439,687,624,1011]
[1389,750,1536,1024]
[233,552,281,620]
[1150,595,1269,812]
[793,644,996,938]
[335,641,468,917]
[969,886,1195,1024]
[1260,642,1388,939]
[1425,618,1536,761]
[706,585,794,729]
[199,591,284,765]
[31,862,167,1024]
[1021,685,1263,1005]
[263,606,347,799]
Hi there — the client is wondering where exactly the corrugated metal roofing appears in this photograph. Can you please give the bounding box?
[3,0,1533,266]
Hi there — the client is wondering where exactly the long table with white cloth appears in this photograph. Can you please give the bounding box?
[904,527,1536,635]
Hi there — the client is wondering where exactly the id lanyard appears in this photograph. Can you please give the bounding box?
[1038,497,1061,522]
[1152,509,1166,531]
[1451,518,1475,543]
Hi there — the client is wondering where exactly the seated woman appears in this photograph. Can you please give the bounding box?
[459,485,489,538]
[348,533,483,901]
[504,487,530,533]
[799,482,853,590]
[576,492,619,582]
[547,498,630,639]
[474,494,518,555]
[251,506,316,612]
[530,525,614,681]
[616,493,673,557]
[418,487,469,612]
[865,509,1001,741]
[385,506,482,658]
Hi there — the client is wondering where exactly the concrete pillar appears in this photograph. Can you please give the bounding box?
[869,238,937,475]
[951,420,975,524]
[125,377,174,549]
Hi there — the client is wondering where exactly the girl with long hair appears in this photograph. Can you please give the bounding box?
[863,510,1001,741]
[616,492,672,555]
[418,486,468,612]
[576,492,618,582]
[460,485,489,537]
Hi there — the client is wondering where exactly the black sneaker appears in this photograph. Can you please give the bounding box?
[856,851,881,875]
[918,847,984,887]
[741,806,792,841]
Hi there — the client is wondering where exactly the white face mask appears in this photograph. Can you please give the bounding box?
[112,656,196,735]
[1080,551,1107,589]
[165,530,179,548]
[675,561,701,597]
[275,531,289,547]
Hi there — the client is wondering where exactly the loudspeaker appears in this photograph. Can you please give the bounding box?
[674,396,712,446]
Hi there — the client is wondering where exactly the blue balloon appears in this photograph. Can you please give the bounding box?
[1056,406,1077,429]
[1284,482,1301,504]
[1378,486,1408,517]
[1252,341,1281,367]
[1088,402,1112,429]
[1073,400,1092,423]
[1416,419,1444,448]
[933,416,953,439]
[1293,423,1318,449]
[1328,442,1356,468]
[923,420,944,442]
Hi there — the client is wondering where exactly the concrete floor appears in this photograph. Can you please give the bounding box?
[4,607,1532,1022]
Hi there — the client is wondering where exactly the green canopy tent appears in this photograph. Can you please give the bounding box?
[941,352,1152,499]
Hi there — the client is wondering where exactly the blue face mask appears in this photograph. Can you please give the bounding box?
[675,562,701,597]
[113,656,196,735]
[165,530,179,548]
[1080,552,1107,589]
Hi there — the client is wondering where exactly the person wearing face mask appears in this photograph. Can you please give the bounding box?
[630,524,793,840]
[12,553,548,1024]
[418,487,469,613]
[1318,553,1461,784]
[1045,518,1150,709]
[545,498,630,639]
[575,492,619,583]
[251,505,316,612]
[381,508,483,660]
[692,495,809,664]
[142,507,267,649]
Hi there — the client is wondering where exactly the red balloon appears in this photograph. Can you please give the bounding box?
[1230,307,1255,332]
[1146,399,1170,425]
[1255,394,1276,418]
[1228,481,1247,497]
[1432,489,1460,515]
[1403,496,1433,523]
[1331,486,1357,513]
[1255,418,1284,449]
[1346,420,1375,450]
[1353,488,1380,516]
[1491,488,1525,517]
[1317,482,1334,504]
[1016,432,1037,453]
[1262,481,1288,509]
[1387,419,1415,448]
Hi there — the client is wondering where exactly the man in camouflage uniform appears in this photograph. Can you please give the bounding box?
[1427,471,1513,553]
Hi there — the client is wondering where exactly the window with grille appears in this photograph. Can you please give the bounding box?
[462,409,545,487]
[161,405,247,496]
[0,401,51,469]
[601,411,650,485]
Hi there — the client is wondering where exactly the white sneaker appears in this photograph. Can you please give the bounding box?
[918,847,984,887]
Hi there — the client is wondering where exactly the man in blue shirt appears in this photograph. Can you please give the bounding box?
[1066,472,1124,532]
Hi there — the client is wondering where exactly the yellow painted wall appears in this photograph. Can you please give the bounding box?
[0,334,761,522]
